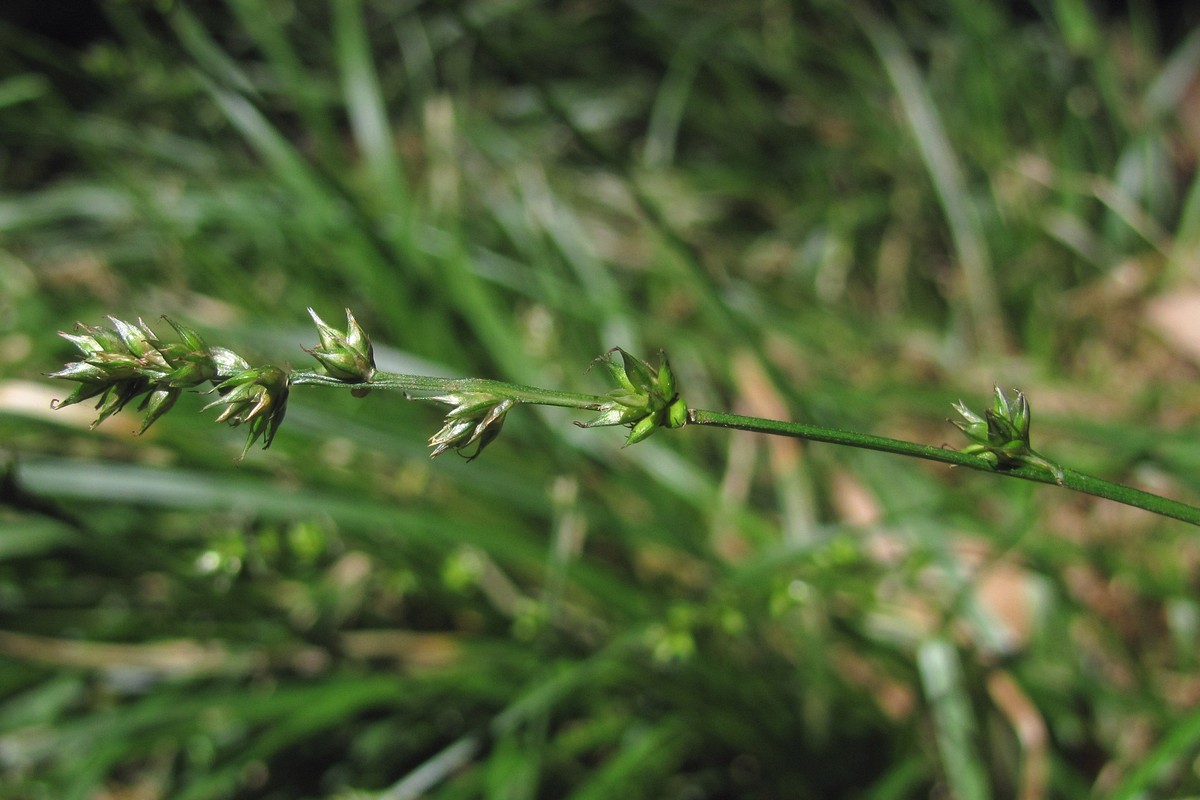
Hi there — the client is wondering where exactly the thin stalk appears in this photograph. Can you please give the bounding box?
[687,408,1200,526]
[50,313,1200,527]
[290,371,611,411]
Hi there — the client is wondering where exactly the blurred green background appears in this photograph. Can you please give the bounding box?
[4,1,1200,797]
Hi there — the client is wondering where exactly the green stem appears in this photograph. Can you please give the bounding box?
[61,315,1198,525]
[687,408,1200,526]
[291,372,1200,526]
[290,371,610,411]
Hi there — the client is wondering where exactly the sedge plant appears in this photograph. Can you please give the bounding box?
[48,309,1200,526]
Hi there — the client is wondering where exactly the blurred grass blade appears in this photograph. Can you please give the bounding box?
[510,168,636,349]
[1144,28,1200,121]
[197,73,331,209]
[225,0,342,162]
[642,26,710,169]
[0,73,49,109]
[918,638,991,800]
[865,757,929,800]
[333,0,410,212]
[15,457,547,560]
[193,70,411,310]
[383,649,629,800]
[566,720,689,800]
[853,3,1006,352]
[0,518,76,559]
[1176,173,1200,251]
[1051,0,1102,53]
[1106,708,1200,800]
[167,5,258,95]
[484,727,542,800]
[1147,28,1200,267]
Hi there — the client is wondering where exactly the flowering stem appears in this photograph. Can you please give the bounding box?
[48,312,1200,526]
[290,371,611,411]
[687,409,1200,526]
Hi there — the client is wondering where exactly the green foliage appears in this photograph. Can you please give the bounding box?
[4,2,1200,798]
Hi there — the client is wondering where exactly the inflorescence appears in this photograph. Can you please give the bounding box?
[49,308,1051,475]
[46,310,1198,524]
[48,310,691,460]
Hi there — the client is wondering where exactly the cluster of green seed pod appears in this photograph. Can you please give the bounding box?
[49,309,381,458]
[303,308,376,391]
[952,387,1063,484]
[48,315,291,456]
[575,347,688,446]
[422,394,515,460]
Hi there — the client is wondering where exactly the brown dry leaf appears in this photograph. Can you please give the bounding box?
[831,643,916,720]
[0,380,136,433]
[1176,66,1200,165]
[732,351,799,472]
[731,350,817,541]
[339,630,462,672]
[987,669,1049,800]
[829,468,882,527]
[973,561,1036,657]
[1144,291,1200,366]
[0,629,263,677]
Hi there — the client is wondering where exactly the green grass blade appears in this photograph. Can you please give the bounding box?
[225,0,343,162]
[853,3,1006,351]
[333,0,410,213]
[918,639,991,800]
[1105,708,1200,800]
